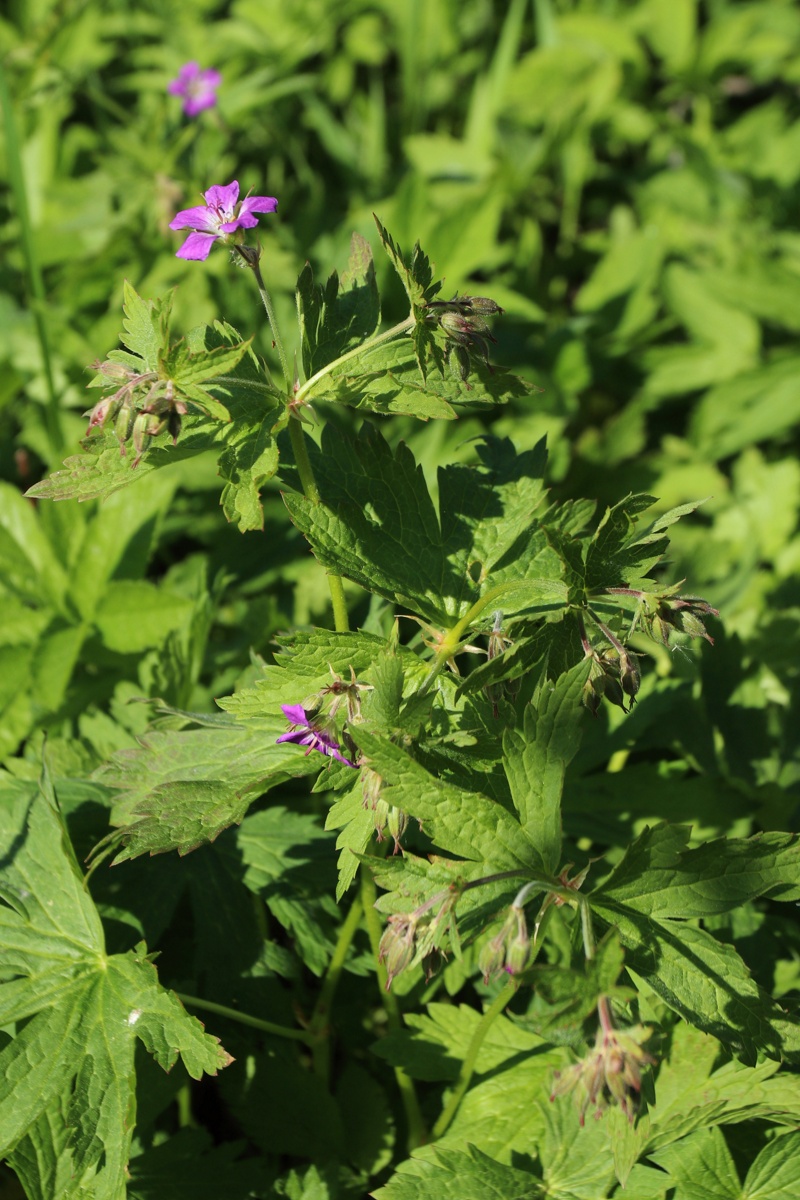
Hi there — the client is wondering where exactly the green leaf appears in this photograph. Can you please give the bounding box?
[502,661,590,872]
[515,932,633,1044]
[27,316,284,527]
[94,715,323,860]
[372,1144,542,1200]
[296,231,380,377]
[306,333,533,419]
[348,726,541,871]
[649,1126,741,1200]
[371,1002,546,1083]
[283,425,568,627]
[118,279,173,372]
[126,1128,268,1200]
[584,493,667,593]
[373,215,441,375]
[592,824,800,917]
[744,1130,800,1198]
[590,900,800,1064]
[0,782,229,1196]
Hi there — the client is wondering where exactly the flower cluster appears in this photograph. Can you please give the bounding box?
[168,62,221,117]
[169,181,278,261]
[550,1017,656,1126]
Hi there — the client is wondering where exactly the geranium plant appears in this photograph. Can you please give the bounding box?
[3,180,800,1200]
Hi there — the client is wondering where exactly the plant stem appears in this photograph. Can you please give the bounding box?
[175,992,312,1043]
[0,62,62,456]
[361,866,427,1150]
[287,417,350,632]
[238,249,291,387]
[431,979,516,1140]
[308,894,364,1087]
[294,315,415,406]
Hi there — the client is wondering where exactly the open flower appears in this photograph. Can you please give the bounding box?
[276,703,355,766]
[168,62,221,117]
[169,181,278,261]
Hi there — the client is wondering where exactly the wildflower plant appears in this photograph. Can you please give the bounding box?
[6,173,800,1200]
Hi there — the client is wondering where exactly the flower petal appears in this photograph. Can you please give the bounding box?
[175,231,217,260]
[204,181,239,211]
[169,204,217,232]
[280,703,309,725]
[183,92,217,117]
[239,196,279,218]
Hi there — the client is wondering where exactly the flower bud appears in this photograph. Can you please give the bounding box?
[378,913,418,989]
[388,806,408,855]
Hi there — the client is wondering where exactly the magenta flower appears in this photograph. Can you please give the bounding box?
[168,62,221,117]
[276,703,355,767]
[169,180,278,261]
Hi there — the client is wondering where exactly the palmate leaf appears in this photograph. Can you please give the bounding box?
[372,1144,542,1200]
[93,713,323,861]
[0,778,230,1198]
[589,825,800,1063]
[283,425,569,628]
[306,335,532,419]
[296,231,380,377]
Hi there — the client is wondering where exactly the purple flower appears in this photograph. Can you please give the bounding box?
[169,180,278,261]
[276,703,355,767]
[168,62,222,117]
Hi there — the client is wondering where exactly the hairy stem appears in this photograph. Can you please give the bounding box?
[239,250,291,387]
[431,980,516,1140]
[294,315,415,406]
[308,894,364,1087]
[176,993,313,1043]
[361,866,427,1150]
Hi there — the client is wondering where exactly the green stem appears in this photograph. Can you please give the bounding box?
[308,895,364,1087]
[361,866,427,1150]
[432,980,516,1140]
[238,249,291,387]
[287,417,350,632]
[175,993,312,1043]
[432,902,556,1140]
[0,61,62,455]
[295,315,415,406]
[415,580,558,699]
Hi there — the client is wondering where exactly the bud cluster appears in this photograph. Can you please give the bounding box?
[478,904,531,984]
[378,889,459,989]
[646,594,719,647]
[582,643,641,717]
[425,293,504,382]
[550,1017,656,1126]
[86,362,188,466]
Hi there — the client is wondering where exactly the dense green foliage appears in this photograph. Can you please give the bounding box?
[1,1,799,1197]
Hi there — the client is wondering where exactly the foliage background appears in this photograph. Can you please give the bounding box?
[1,0,799,1196]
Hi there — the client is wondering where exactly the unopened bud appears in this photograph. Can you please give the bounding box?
[388,806,408,855]
[378,913,417,989]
